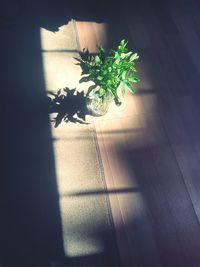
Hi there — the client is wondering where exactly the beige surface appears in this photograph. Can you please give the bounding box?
[40,20,118,265]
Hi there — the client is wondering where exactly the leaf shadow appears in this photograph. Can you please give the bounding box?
[48,87,90,127]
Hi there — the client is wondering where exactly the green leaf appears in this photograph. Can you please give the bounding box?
[128,76,135,82]
[95,55,101,64]
[125,52,132,57]
[128,76,140,83]
[121,53,126,59]
[119,39,128,50]
[126,82,135,93]
[107,80,112,86]
[97,76,103,81]
[121,39,125,46]
[99,88,105,96]
[97,45,105,54]
[78,39,140,107]
[122,71,126,80]
[130,53,139,61]
[115,58,120,65]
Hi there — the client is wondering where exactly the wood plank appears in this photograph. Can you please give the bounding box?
[75,21,108,52]
[95,114,162,267]
[76,5,200,265]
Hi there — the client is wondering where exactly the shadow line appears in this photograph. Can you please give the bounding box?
[42,49,80,53]
[61,187,140,197]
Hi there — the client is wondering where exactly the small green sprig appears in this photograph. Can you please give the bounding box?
[75,39,140,106]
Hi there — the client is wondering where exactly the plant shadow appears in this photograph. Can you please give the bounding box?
[48,87,91,127]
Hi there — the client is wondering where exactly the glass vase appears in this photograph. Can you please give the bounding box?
[86,91,113,116]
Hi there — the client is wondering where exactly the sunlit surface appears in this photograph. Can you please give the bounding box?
[40,19,157,265]
[40,20,118,260]
[75,21,108,52]
[81,19,159,263]
[40,23,80,90]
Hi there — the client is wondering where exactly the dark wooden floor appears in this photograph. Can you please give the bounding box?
[1,0,200,266]
[76,1,200,266]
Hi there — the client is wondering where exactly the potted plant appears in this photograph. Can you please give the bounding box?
[75,39,140,116]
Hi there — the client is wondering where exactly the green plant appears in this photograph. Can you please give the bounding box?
[75,39,140,106]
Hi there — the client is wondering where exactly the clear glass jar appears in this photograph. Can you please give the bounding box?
[86,91,113,116]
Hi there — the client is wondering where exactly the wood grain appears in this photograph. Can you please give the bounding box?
[75,2,200,265]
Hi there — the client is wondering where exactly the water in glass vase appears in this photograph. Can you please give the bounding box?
[86,92,113,116]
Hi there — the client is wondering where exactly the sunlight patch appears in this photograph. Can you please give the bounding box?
[40,21,113,260]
